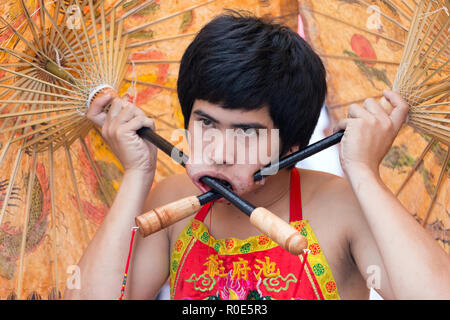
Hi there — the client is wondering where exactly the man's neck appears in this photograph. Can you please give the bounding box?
[215,168,292,216]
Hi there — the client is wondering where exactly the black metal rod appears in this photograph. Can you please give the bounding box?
[200,176,254,216]
[137,127,344,204]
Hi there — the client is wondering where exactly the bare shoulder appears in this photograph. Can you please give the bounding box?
[299,168,361,213]
[143,173,201,210]
[142,172,201,240]
[297,168,367,238]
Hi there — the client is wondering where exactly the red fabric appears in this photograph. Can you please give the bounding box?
[173,169,325,300]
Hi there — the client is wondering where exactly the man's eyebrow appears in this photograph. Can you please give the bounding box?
[193,110,267,129]
[232,122,267,129]
[192,110,219,123]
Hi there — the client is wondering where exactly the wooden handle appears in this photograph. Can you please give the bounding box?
[249,207,308,255]
[135,196,201,237]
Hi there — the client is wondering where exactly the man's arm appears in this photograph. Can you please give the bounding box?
[348,168,450,299]
[335,90,450,299]
[63,169,170,299]
[64,91,169,299]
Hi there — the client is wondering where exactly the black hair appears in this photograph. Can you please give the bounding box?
[177,10,327,155]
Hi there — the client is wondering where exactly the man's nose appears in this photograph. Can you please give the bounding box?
[206,135,234,166]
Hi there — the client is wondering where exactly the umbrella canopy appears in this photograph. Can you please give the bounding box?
[298,0,449,253]
[0,0,300,300]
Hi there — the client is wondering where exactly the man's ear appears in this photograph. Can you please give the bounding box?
[280,145,300,158]
[287,145,300,155]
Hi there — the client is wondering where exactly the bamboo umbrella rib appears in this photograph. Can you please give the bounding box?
[40,4,92,88]
[0,78,34,115]
[0,107,80,119]
[0,80,39,134]
[0,14,79,91]
[0,100,83,106]
[411,110,450,115]
[108,8,116,85]
[19,0,45,52]
[318,54,400,66]
[0,16,41,59]
[0,75,17,84]
[74,0,105,85]
[297,6,405,47]
[16,151,38,299]
[48,144,59,292]
[395,0,423,78]
[421,149,449,227]
[0,111,80,134]
[0,80,40,139]
[409,114,450,124]
[59,1,100,87]
[100,4,109,85]
[394,137,435,196]
[126,60,181,65]
[401,1,435,82]
[0,59,81,96]
[408,37,449,87]
[409,123,450,145]
[13,114,83,146]
[0,84,85,102]
[64,142,90,248]
[0,76,32,100]
[383,0,414,21]
[123,78,176,92]
[80,138,114,206]
[111,17,125,87]
[0,63,30,68]
[414,101,450,109]
[32,118,87,152]
[114,29,128,88]
[116,0,156,22]
[123,0,217,35]
[126,33,198,50]
[0,147,24,226]
[327,95,384,109]
[399,0,415,14]
[413,60,450,95]
[409,116,450,132]
[81,0,151,37]
[412,81,450,104]
[354,0,409,32]
[47,0,62,47]
[46,121,93,152]
[410,50,449,92]
[38,0,45,37]
[404,6,444,79]
[87,0,107,84]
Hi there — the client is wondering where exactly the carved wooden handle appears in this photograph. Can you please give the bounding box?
[249,207,308,255]
[135,196,202,237]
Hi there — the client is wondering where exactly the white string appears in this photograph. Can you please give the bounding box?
[128,58,138,105]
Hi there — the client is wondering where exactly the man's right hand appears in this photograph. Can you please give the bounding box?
[87,90,158,176]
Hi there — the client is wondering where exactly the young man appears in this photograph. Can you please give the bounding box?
[64,12,450,300]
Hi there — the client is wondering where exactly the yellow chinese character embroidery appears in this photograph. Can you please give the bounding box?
[203,254,226,278]
[232,258,251,280]
[254,256,280,280]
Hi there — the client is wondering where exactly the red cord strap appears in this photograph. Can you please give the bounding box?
[118,226,139,300]
[118,228,309,299]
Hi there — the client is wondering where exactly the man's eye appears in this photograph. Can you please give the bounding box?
[242,128,257,135]
[200,118,213,127]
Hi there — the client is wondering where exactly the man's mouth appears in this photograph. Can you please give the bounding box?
[193,173,235,194]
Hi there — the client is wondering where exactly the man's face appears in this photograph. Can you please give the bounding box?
[185,99,281,199]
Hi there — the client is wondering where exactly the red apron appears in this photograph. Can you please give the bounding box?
[169,169,340,300]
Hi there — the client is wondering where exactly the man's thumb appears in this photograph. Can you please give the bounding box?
[383,90,409,133]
